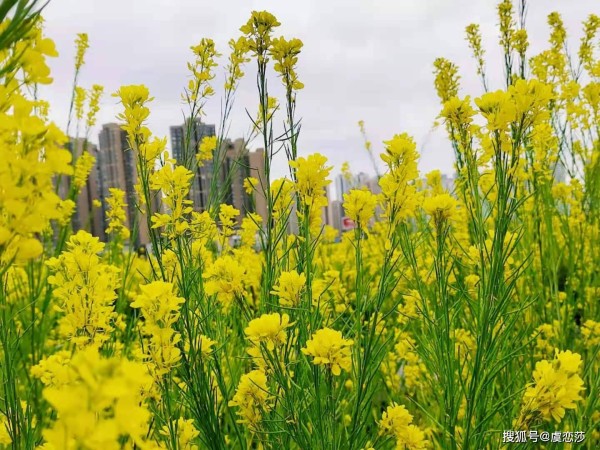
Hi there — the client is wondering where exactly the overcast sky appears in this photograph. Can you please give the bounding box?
[40,0,598,190]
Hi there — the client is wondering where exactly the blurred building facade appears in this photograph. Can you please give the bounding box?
[170,118,216,210]
[169,118,267,225]
[62,138,104,239]
[97,123,161,247]
[335,171,372,201]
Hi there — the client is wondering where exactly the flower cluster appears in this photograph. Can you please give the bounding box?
[40,347,153,449]
[46,231,120,348]
[379,404,428,450]
[518,350,585,425]
[130,281,186,376]
[302,328,353,376]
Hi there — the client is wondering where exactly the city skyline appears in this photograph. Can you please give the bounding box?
[70,119,456,240]
[41,0,598,182]
[97,123,162,246]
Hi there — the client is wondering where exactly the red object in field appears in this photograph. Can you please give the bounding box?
[342,216,355,231]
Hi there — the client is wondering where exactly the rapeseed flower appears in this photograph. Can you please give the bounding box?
[302,328,353,376]
[245,313,291,351]
[271,270,306,307]
[229,370,272,427]
[518,350,585,424]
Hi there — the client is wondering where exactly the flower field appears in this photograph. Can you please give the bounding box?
[1,0,600,449]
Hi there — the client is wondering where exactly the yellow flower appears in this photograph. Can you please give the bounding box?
[105,187,130,240]
[343,189,378,228]
[198,135,217,165]
[74,33,89,70]
[139,136,166,165]
[379,403,413,435]
[72,151,95,192]
[131,281,185,375]
[150,164,194,237]
[74,86,86,121]
[160,418,200,450]
[465,23,485,77]
[225,36,251,91]
[31,351,74,387]
[341,161,352,181]
[381,133,419,175]
[453,328,476,358]
[113,84,153,141]
[240,11,281,59]
[433,57,460,103]
[271,177,295,219]
[582,320,600,348]
[0,416,10,446]
[40,347,153,449]
[199,335,217,357]
[302,328,353,376]
[519,349,584,424]
[45,231,119,348]
[229,370,271,427]
[219,204,239,237]
[379,404,428,450]
[187,38,220,104]
[289,153,332,205]
[271,270,306,307]
[238,213,261,247]
[270,36,304,91]
[86,84,104,129]
[245,313,291,351]
[203,256,247,311]
[422,193,457,223]
[244,176,259,194]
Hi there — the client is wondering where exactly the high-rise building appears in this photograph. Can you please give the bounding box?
[169,118,267,225]
[366,176,382,195]
[170,118,216,210]
[59,138,105,239]
[70,138,104,239]
[327,200,343,233]
[553,160,567,184]
[220,138,267,224]
[335,171,373,201]
[98,123,160,247]
[248,148,268,223]
[335,173,352,201]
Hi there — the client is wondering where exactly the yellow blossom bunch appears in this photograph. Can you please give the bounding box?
[224,36,250,91]
[46,231,120,348]
[40,347,153,449]
[150,164,194,237]
[228,369,272,427]
[72,150,95,192]
[271,270,306,307]
[518,350,585,425]
[130,281,186,376]
[245,312,291,352]
[379,403,428,450]
[240,11,281,61]
[270,36,304,91]
[74,32,89,70]
[197,135,217,165]
[187,38,220,105]
[302,328,353,376]
[104,187,130,240]
[343,189,378,229]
